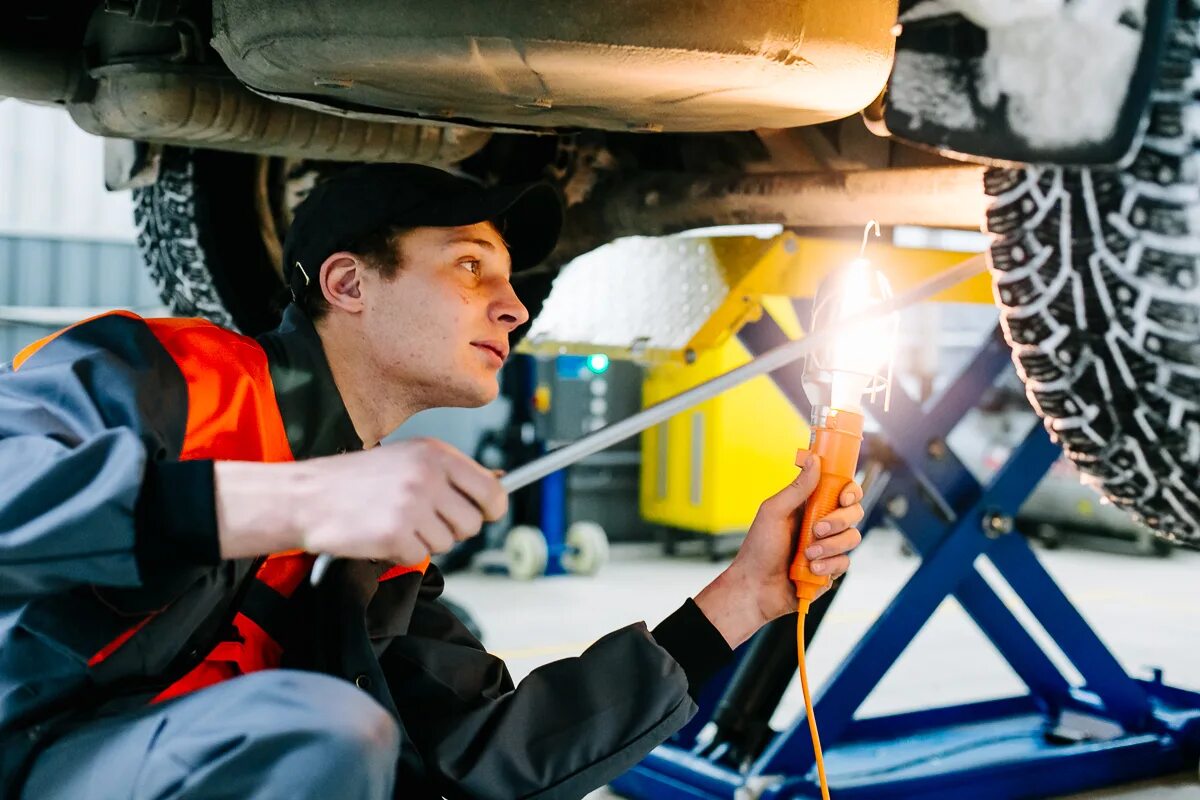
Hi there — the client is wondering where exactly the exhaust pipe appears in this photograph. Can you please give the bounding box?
[68,67,492,165]
[0,49,491,165]
[0,48,89,104]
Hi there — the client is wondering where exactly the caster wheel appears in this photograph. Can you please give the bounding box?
[706,537,723,563]
[505,525,548,580]
[661,528,678,557]
[1152,536,1174,559]
[563,521,610,576]
[1037,524,1063,551]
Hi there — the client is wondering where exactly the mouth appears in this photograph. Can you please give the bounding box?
[471,341,508,365]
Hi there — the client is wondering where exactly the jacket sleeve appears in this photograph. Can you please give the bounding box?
[0,313,217,598]
[380,566,733,800]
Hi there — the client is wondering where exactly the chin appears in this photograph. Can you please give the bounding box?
[472,381,501,406]
[445,377,499,408]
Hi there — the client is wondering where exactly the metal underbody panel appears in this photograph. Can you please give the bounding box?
[211,0,900,132]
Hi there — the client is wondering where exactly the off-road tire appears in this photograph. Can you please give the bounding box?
[133,147,288,335]
[985,5,1200,546]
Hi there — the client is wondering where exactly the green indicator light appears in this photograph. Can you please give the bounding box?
[586,353,610,374]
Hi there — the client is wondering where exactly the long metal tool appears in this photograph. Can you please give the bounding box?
[310,253,988,584]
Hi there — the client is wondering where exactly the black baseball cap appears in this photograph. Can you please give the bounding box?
[282,163,564,301]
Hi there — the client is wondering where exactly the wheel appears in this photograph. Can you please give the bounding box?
[1152,535,1175,559]
[504,525,549,581]
[133,148,301,334]
[562,521,609,576]
[706,536,723,563]
[984,2,1200,546]
[1037,524,1063,551]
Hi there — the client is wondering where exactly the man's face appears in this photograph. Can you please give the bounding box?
[359,221,529,409]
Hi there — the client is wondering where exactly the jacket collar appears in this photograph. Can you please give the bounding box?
[257,304,363,459]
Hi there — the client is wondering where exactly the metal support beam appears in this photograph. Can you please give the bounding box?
[986,534,1152,729]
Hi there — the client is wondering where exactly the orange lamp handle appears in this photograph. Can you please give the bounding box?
[791,475,846,599]
[790,409,864,610]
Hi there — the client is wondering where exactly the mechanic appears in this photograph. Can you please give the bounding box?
[0,164,865,800]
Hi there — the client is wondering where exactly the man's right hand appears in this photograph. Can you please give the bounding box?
[214,438,507,564]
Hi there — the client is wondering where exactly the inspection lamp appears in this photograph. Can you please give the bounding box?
[791,222,897,800]
[793,223,896,608]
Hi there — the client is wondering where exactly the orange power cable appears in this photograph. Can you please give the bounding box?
[797,618,830,800]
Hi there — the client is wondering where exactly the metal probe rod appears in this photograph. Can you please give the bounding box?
[311,254,987,584]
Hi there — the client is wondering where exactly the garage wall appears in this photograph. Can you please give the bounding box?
[0,101,136,242]
[0,101,158,363]
[0,235,161,362]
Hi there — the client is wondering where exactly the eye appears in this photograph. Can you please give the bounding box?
[460,259,482,277]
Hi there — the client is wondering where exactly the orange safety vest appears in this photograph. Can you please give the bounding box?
[15,314,429,701]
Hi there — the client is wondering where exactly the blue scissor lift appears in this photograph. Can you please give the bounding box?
[610,317,1200,800]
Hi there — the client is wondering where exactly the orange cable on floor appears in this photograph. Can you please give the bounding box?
[797,613,830,800]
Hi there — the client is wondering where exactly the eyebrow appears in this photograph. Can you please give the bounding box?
[445,236,498,251]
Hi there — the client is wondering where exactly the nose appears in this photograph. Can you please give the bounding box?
[491,280,530,331]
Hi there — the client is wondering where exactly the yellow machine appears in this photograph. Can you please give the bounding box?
[640,297,808,549]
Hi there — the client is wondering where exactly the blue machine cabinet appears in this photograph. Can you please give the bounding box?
[610,321,1200,799]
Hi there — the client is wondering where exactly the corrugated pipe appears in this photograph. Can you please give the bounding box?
[0,50,491,165]
[68,67,492,165]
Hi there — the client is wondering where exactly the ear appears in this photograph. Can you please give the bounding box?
[319,252,364,314]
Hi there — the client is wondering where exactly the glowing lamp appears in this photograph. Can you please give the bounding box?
[793,226,896,609]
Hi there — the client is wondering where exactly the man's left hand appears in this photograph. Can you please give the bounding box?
[693,452,864,649]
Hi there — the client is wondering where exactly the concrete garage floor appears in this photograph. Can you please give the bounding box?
[444,528,1200,800]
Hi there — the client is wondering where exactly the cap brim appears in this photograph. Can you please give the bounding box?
[474,182,564,271]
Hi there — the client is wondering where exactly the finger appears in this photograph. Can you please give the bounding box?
[414,511,457,555]
[437,485,486,541]
[804,528,861,561]
[840,481,863,507]
[809,553,850,579]
[764,453,822,514]
[812,503,864,538]
[391,534,432,566]
[443,452,508,521]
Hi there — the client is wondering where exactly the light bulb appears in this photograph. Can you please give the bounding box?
[825,258,896,414]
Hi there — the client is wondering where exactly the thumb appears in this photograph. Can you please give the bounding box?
[764,452,822,514]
